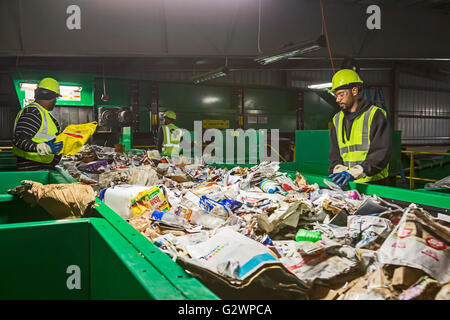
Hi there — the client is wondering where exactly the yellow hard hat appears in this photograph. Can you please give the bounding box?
[163,110,176,120]
[38,77,61,96]
[330,69,363,93]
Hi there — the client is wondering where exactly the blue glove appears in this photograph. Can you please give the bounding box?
[45,138,63,154]
[328,171,355,189]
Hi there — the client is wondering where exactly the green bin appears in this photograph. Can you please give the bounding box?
[0,168,218,300]
[0,169,77,224]
[0,218,217,299]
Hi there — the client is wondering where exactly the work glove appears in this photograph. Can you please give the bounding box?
[328,171,354,189]
[37,138,63,155]
[347,165,366,180]
[36,142,52,156]
[332,164,348,174]
[329,165,366,189]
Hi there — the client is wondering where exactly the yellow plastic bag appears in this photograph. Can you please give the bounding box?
[55,121,98,156]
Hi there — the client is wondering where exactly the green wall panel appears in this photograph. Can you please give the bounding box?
[303,92,336,130]
[94,78,132,107]
[158,83,236,131]
[10,69,338,135]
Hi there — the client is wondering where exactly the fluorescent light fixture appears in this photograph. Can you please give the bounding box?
[20,83,81,92]
[60,85,82,91]
[202,96,220,104]
[308,82,332,89]
[254,35,326,65]
[20,82,38,89]
[191,66,229,84]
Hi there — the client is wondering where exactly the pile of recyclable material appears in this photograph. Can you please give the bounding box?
[59,146,450,300]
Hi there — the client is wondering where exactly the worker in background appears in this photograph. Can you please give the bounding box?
[12,77,64,171]
[328,69,391,188]
[157,110,183,156]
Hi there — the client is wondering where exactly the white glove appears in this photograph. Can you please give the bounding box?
[332,164,348,174]
[36,143,52,156]
[172,129,183,140]
[348,165,366,180]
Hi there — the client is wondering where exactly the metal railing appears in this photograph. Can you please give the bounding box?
[396,150,450,190]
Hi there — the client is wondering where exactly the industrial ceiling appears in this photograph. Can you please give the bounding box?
[0,0,449,77]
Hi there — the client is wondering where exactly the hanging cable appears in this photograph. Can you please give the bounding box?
[257,0,262,54]
[320,0,335,74]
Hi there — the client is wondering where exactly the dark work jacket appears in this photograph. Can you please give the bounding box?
[328,99,392,176]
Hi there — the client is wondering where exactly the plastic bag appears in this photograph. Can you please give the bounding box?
[55,121,98,156]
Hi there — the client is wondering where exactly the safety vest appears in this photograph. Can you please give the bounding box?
[12,102,60,164]
[333,105,389,183]
[162,123,182,155]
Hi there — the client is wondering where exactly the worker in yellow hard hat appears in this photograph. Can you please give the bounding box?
[12,77,64,170]
[157,110,183,156]
[328,69,392,188]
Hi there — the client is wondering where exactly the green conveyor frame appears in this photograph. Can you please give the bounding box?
[0,168,218,300]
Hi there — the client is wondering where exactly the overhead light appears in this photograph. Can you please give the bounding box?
[191,66,229,84]
[20,82,38,89]
[202,96,220,104]
[20,83,81,92]
[254,35,326,65]
[308,82,332,89]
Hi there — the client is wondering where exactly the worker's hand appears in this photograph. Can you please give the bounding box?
[36,142,52,155]
[44,138,63,154]
[348,165,366,180]
[328,171,355,189]
[332,164,348,174]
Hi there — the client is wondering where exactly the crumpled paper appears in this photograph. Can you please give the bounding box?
[13,180,95,219]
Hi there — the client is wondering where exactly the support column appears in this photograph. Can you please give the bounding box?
[150,81,159,137]
[237,87,244,129]
[131,80,139,132]
[297,90,304,130]
[391,65,399,131]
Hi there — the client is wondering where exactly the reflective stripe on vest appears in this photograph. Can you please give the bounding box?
[333,105,389,183]
[12,103,60,164]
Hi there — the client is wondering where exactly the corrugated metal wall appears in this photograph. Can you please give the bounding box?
[397,72,450,145]
[290,69,391,108]
[51,106,95,131]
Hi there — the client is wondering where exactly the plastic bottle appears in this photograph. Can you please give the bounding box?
[259,179,281,194]
[188,209,226,229]
[99,185,151,219]
[295,229,322,243]
[180,192,226,229]
[151,210,189,228]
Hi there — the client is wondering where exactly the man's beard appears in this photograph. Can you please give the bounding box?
[340,103,350,111]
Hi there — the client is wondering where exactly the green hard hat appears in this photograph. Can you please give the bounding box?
[330,69,363,93]
[163,110,176,120]
[38,77,61,96]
